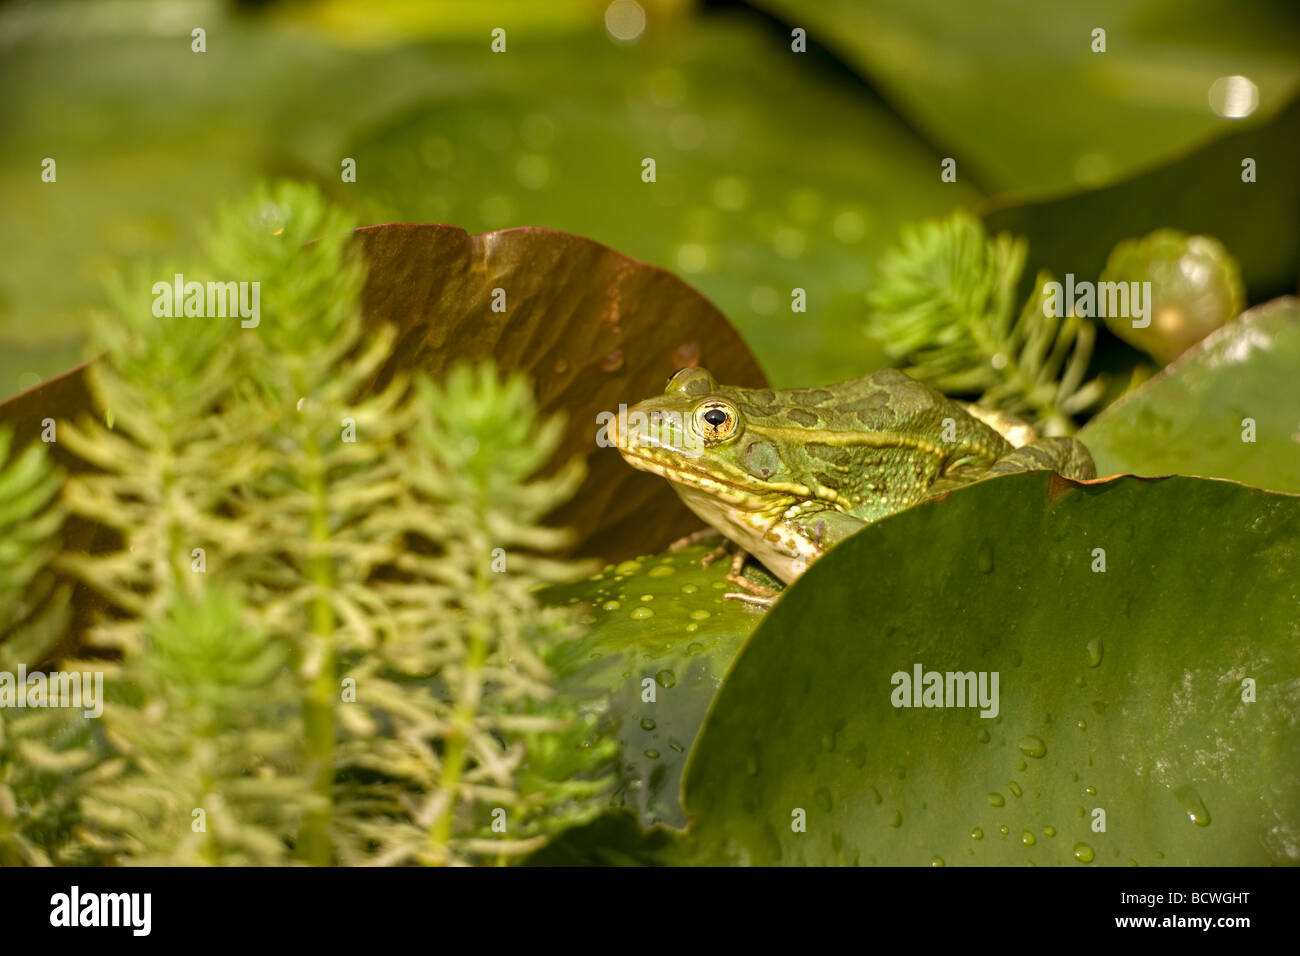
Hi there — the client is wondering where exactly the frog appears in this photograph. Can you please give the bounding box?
[608,366,1096,604]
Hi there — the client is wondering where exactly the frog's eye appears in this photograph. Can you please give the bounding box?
[693,400,739,441]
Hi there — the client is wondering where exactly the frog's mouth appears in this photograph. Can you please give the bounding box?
[614,439,809,521]
[609,411,815,511]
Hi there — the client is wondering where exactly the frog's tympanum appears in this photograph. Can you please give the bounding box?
[609,367,1095,602]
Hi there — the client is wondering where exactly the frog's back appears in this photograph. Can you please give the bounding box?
[732,369,1012,522]
[733,369,977,438]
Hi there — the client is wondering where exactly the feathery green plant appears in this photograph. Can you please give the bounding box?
[79,585,315,865]
[52,181,610,865]
[867,212,1107,435]
[0,426,66,657]
[57,260,255,654]
[331,366,612,866]
[0,427,85,866]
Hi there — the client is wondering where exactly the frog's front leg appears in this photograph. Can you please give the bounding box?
[987,436,1097,481]
[724,507,868,605]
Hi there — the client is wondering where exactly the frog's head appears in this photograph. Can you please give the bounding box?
[609,367,805,514]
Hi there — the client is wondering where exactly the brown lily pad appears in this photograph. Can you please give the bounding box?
[353,223,767,558]
[0,224,766,590]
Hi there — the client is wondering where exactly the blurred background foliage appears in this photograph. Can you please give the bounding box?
[1,0,1297,391]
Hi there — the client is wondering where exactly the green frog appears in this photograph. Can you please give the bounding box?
[609,367,1095,603]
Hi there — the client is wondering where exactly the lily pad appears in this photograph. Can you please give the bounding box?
[352,223,767,559]
[0,9,975,392]
[682,471,1300,865]
[543,544,762,827]
[344,19,979,386]
[982,94,1300,304]
[750,0,1300,195]
[1080,296,1300,493]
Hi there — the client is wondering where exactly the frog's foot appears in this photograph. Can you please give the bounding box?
[723,549,781,606]
[668,527,725,552]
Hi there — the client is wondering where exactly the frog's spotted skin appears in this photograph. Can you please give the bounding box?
[610,367,1095,586]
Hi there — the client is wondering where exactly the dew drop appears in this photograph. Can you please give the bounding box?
[640,717,657,731]
[681,583,699,594]
[1173,785,1212,827]
[930,856,944,867]
[970,827,984,840]
[889,810,903,828]
[1085,638,1104,667]
[648,564,675,578]
[690,609,711,621]
[1073,842,1095,864]
[643,749,660,760]
[1018,735,1047,758]
[601,600,621,611]
[988,792,1005,808]
[630,606,654,620]
[655,669,676,688]
[1008,781,1023,798]
[1021,830,1036,846]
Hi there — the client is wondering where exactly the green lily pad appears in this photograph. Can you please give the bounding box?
[982,94,1300,304]
[543,544,762,827]
[682,471,1300,865]
[1080,296,1300,493]
[345,20,979,386]
[750,0,1300,195]
[0,8,974,392]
